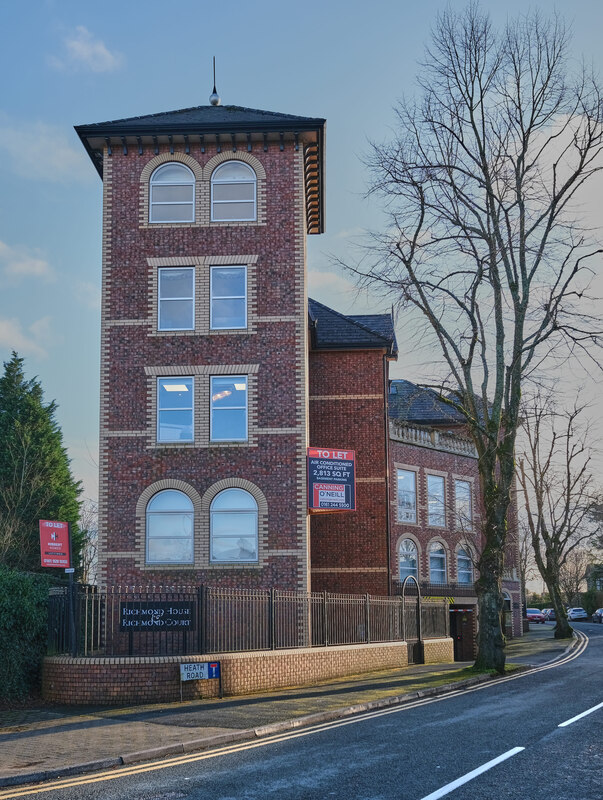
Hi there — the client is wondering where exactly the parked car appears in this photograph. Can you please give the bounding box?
[526,608,546,623]
[541,608,552,619]
[544,609,556,621]
[567,607,589,621]
[591,608,603,623]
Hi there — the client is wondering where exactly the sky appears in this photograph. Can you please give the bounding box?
[0,0,602,502]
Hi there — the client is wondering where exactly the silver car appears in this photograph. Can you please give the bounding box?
[567,607,589,621]
[592,608,603,623]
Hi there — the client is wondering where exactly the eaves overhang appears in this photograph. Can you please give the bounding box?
[75,107,326,235]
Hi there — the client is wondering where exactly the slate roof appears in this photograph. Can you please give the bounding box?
[75,105,326,135]
[75,103,326,234]
[388,379,465,425]
[308,298,397,355]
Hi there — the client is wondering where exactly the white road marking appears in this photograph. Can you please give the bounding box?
[0,631,588,799]
[418,747,525,800]
[558,701,603,728]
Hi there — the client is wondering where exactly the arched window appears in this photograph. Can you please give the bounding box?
[150,163,195,223]
[210,488,258,563]
[399,539,418,582]
[457,547,473,585]
[146,489,194,563]
[429,542,447,584]
[211,161,256,221]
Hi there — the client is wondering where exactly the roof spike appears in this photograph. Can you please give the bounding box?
[209,56,221,106]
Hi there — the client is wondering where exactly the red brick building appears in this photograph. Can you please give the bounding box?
[76,103,327,593]
[77,100,521,653]
[387,381,523,655]
[308,299,397,595]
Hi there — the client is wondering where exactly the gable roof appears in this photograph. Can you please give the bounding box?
[308,298,397,356]
[388,379,465,425]
[75,103,326,235]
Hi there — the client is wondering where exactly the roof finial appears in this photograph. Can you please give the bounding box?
[209,57,221,106]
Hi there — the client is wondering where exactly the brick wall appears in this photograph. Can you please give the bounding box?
[423,637,454,664]
[308,350,390,595]
[98,141,311,592]
[42,640,427,704]
[389,437,481,590]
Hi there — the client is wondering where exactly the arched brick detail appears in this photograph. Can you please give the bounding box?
[204,154,266,227]
[202,152,266,181]
[140,153,203,183]
[427,537,450,582]
[135,480,202,571]
[139,154,203,228]
[455,540,475,583]
[200,478,268,569]
[201,478,268,513]
[394,534,421,585]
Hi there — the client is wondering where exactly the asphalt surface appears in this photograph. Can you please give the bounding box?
[4,620,594,800]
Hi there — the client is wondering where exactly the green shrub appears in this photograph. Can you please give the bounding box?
[581,589,603,615]
[0,567,55,699]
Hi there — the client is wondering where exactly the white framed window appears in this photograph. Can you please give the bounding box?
[157,377,194,442]
[427,474,446,527]
[146,489,194,564]
[397,469,417,523]
[457,547,473,585]
[429,542,447,584]
[210,376,247,441]
[210,266,247,329]
[149,163,195,223]
[399,539,418,582]
[211,161,256,221]
[210,488,258,563]
[158,267,194,330]
[455,480,472,529]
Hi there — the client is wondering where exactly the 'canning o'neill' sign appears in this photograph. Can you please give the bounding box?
[307,448,356,511]
[119,601,195,631]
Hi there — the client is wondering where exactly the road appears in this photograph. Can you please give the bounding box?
[3,622,602,800]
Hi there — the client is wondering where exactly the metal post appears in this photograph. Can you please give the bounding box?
[269,588,276,650]
[197,585,204,654]
[67,522,77,657]
[202,586,208,655]
[401,596,405,643]
[322,591,328,647]
[365,593,371,643]
[69,574,77,657]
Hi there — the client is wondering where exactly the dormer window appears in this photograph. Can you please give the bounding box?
[149,163,195,223]
[211,161,256,221]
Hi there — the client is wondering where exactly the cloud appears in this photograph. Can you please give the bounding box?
[75,280,101,310]
[0,317,51,358]
[334,227,363,240]
[0,240,55,283]
[0,117,92,182]
[49,26,123,73]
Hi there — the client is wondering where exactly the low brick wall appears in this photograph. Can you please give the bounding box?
[42,640,437,705]
[423,638,455,664]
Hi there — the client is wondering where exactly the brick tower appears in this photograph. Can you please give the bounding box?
[76,101,325,591]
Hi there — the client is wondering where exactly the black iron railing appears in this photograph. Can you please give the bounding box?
[48,585,449,658]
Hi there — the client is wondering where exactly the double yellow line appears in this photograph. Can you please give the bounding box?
[0,630,588,799]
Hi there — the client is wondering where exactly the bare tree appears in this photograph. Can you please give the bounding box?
[511,520,537,615]
[518,395,601,636]
[559,547,594,607]
[350,5,603,670]
[79,498,98,585]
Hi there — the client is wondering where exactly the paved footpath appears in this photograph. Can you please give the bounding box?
[0,625,572,788]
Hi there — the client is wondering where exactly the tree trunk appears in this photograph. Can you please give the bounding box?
[473,441,516,674]
[544,569,573,639]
